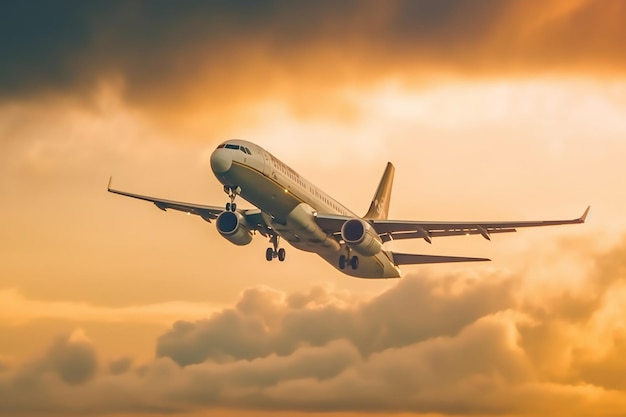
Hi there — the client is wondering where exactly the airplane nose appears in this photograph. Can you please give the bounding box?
[210,149,232,174]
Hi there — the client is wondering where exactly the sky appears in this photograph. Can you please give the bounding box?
[1,0,626,415]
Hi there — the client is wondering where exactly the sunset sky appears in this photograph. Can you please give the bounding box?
[2,1,626,416]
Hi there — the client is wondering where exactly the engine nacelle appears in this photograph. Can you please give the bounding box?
[216,211,253,246]
[341,218,383,256]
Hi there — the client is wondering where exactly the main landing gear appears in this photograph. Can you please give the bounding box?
[224,185,241,212]
[266,234,285,262]
[338,254,358,270]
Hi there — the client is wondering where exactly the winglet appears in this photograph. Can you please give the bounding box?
[107,176,113,191]
[579,205,590,223]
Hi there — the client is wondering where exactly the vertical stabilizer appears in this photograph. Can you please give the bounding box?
[364,162,395,220]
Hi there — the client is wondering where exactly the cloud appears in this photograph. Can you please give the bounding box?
[108,357,133,375]
[156,275,515,366]
[1,0,625,120]
[3,237,626,415]
[46,332,98,385]
[4,330,98,389]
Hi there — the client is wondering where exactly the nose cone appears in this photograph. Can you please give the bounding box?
[210,149,232,174]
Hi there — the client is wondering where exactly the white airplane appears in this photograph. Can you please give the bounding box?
[108,139,589,278]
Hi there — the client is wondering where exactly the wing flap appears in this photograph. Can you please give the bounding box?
[392,252,490,265]
[382,228,517,242]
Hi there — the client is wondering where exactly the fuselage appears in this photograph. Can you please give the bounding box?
[210,140,401,278]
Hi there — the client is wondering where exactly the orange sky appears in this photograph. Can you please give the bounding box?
[1,1,626,416]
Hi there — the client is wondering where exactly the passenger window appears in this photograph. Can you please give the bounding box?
[246,148,252,155]
[240,147,246,154]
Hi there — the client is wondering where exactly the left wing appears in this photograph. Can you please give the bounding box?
[107,178,268,234]
[107,178,224,222]
[316,206,590,243]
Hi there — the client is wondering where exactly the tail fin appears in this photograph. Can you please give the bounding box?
[364,162,395,220]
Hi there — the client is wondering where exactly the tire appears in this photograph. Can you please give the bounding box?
[225,202,231,211]
[277,248,286,262]
[350,256,359,270]
[266,247,273,261]
[338,255,346,269]
[231,203,237,212]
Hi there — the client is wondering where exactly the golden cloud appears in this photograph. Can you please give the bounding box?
[2,237,626,416]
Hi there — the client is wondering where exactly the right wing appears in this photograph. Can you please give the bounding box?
[315,206,589,244]
[107,178,269,233]
[372,206,589,243]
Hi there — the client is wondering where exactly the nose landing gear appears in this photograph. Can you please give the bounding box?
[224,185,241,212]
[265,234,285,262]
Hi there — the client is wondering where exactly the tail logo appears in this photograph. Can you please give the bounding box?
[375,196,386,214]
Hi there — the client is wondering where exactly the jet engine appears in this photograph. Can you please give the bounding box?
[341,218,383,256]
[216,211,253,246]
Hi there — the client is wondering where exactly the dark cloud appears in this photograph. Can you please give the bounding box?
[1,0,625,117]
[0,2,98,97]
[108,357,133,375]
[0,332,99,415]
[12,333,99,386]
[46,335,98,385]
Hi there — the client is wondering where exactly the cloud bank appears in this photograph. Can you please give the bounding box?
[2,237,626,416]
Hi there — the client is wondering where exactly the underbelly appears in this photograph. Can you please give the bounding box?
[227,162,302,221]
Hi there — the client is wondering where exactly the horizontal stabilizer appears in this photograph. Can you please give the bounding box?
[392,252,491,265]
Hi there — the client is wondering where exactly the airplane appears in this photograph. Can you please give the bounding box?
[108,139,589,278]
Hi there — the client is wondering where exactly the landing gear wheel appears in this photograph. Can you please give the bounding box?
[265,234,285,263]
[338,255,346,270]
[224,185,241,213]
[350,256,359,270]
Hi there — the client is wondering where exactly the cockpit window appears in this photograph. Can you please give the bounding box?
[218,143,251,154]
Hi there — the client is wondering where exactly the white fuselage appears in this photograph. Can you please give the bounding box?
[210,140,401,278]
